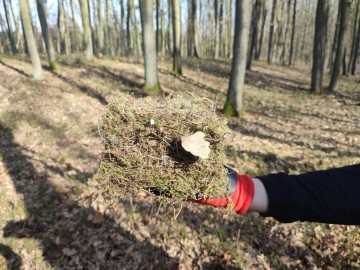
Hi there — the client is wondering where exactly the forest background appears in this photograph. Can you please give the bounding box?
[0,0,359,269]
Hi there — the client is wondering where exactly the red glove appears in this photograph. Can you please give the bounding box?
[194,170,255,214]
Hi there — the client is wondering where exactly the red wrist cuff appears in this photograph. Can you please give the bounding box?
[229,174,255,214]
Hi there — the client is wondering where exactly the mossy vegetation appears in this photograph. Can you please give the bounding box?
[93,94,230,202]
[223,100,245,118]
[143,83,162,94]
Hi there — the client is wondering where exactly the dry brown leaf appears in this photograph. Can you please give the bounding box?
[181,131,211,159]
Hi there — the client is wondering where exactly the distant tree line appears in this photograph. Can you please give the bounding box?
[0,0,359,115]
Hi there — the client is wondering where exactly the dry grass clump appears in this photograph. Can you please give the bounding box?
[93,94,229,201]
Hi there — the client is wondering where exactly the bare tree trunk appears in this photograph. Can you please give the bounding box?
[70,0,80,52]
[156,0,160,53]
[9,1,22,52]
[187,0,199,57]
[120,0,126,54]
[139,0,161,93]
[106,0,114,56]
[172,0,182,76]
[79,0,93,60]
[247,0,261,70]
[58,0,69,54]
[288,0,296,65]
[255,0,266,60]
[227,0,233,58]
[19,0,43,79]
[223,0,252,117]
[329,0,352,92]
[280,0,291,65]
[351,6,360,75]
[126,0,133,54]
[329,1,341,71]
[348,0,359,73]
[36,0,58,70]
[310,0,329,94]
[97,0,104,53]
[160,6,166,55]
[267,0,277,64]
[342,46,347,75]
[3,0,17,54]
[214,0,220,58]
[167,0,173,54]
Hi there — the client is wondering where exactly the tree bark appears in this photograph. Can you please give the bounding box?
[348,0,359,73]
[267,0,277,64]
[96,0,104,52]
[156,0,160,53]
[19,0,43,79]
[329,0,352,92]
[329,1,341,71]
[3,0,17,54]
[255,0,266,60]
[247,0,261,70]
[167,0,173,54]
[36,0,58,70]
[351,6,360,75]
[126,0,133,54]
[70,0,80,52]
[172,0,182,76]
[79,0,93,60]
[106,0,114,56]
[187,0,199,58]
[214,0,220,58]
[223,0,252,117]
[288,0,297,65]
[139,0,161,93]
[310,0,329,94]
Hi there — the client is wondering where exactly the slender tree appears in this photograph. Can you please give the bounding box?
[223,0,252,117]
[172,0,182,75]
[96,0,104,53]
[139,0,161,93]
[351,6,360,75]
[349,0,360,73]
[79,0,93,60]
[310,0,329,94]
[70,0,80,52]
[247,0,261,70]
[255,0,266,60]
[3,0,17,54]
[329,0,352,92]
[267,0,277,64]
[187,0,199,57]
[19,0,43,79]
[288,0,297,65]
[214,0,220,58]
[36,0,58,70]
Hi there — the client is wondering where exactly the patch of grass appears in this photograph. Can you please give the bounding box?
[94,94,230,202]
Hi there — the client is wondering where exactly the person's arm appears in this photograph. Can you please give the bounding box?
[194,164,360,225]
[257,164,360,225]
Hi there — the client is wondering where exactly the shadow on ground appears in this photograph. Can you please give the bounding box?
[0,123,178,269]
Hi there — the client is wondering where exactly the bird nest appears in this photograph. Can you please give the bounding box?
[93,94,229,202]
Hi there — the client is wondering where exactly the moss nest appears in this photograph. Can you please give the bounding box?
[93,94,230,201]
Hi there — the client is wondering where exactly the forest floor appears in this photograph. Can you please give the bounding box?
[0,55,359,270]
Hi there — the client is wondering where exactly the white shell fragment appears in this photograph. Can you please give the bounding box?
[181,131,211,159]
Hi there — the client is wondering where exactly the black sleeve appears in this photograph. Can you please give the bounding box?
[257,164,360,225]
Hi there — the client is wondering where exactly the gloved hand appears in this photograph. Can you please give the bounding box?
[193,166,255,214]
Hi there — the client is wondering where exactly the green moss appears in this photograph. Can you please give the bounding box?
[93,94,230,203]
[143,83,162,94]
[223,100,245,118]
[172,67,183,77]
[50,60,59,71]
